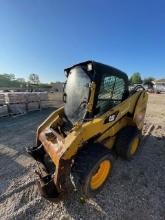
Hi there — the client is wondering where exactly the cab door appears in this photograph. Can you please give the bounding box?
[95,73,127,116]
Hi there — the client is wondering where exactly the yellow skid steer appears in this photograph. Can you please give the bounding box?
[27,61,148,200]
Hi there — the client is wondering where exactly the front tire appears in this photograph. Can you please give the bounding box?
[71,143,114,197]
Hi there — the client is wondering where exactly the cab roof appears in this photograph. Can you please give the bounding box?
[64,60,128,82]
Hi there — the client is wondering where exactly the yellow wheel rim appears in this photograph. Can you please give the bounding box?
[130,137,139,155]
[90,160,111,190]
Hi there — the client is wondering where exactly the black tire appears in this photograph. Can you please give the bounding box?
[71,143,114,197]
[115,126,141,160]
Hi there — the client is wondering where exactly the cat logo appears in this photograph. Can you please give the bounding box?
[104,111,119,124]
[109,114,116,122]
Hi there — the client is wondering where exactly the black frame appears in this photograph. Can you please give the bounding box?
[64,60,129,119]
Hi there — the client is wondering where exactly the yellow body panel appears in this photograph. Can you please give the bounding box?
[36,90,148,166]
[62,91,144,160]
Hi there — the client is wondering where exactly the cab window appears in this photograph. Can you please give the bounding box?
[96,74,125,114]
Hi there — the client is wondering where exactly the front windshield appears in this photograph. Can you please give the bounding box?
[64,66,91,124]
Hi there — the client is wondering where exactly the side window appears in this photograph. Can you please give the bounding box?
[98,75,116,100]
[113,77,125,100]
[96,74,125,115]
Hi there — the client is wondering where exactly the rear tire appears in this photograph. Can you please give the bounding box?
[115,126,141,160]
[71,143,114,197]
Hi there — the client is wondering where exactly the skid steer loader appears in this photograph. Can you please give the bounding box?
[27,61,148,200]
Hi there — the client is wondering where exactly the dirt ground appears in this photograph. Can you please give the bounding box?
[0,94,165,220]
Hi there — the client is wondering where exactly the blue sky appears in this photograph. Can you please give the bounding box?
[0,0,165,83]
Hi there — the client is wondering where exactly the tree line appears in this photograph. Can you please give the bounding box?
[129,72,155,86]
[0,72,156,88]
[0,73,51,89]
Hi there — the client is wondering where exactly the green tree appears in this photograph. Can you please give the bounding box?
[130,72,142,85]
[28,73,40,85]
[17,78,25,83]
[3,73,15,80]
[0,74,21,87]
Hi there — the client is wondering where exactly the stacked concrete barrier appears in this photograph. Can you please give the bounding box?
[39,92,48,101]
[9,103,27,115]
[25,92,40,111]
[0,92,64,117]
[6,93,26,115]
[39,92,48,109]
[0,93,8,117]
[0,94,8,117]
[6,92,26,103]
[0,105,8,117]
[40,92,63,109]
[0,93,6,105]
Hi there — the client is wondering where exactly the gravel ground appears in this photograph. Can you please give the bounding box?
[0,94,165,220]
